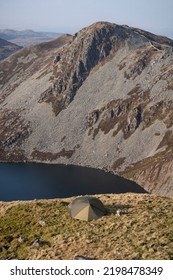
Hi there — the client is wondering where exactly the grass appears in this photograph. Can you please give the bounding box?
[0,193,173,260]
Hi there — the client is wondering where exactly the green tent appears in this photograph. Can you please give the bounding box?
[68,196,106,221]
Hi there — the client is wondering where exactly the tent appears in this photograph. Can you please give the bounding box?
[68,196,106,221]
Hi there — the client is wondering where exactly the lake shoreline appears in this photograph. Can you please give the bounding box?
[0,162,147,202]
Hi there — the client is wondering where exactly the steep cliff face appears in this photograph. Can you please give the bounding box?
[41,22,173,116]
[0,22,173,196]
[43,22,131,115]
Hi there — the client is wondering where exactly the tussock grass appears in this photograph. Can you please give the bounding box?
[0,193,172,260]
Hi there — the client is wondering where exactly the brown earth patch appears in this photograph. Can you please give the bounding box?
[127,85,142,96]
[111,157,126,171]
[0,109,31,162]
[31,149,74,161]
[121,46,162,80]
[0,109,31,148]
[156,130,173,151]
[31,145,79,161]
[38,89,68,116]
[0,148,27,162]
[88,90,150,140]
[142,100,173,130]
[120,144,173,195]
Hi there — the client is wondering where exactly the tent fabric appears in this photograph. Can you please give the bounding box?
[68,196,106,221]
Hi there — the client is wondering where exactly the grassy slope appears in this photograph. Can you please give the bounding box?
[0,193,173,260]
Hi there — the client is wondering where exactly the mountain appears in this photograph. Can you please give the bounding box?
[0,38,22,60]
[0,22,173,196]
[0,29,62,47]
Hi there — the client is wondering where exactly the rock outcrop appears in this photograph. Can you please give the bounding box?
[45,22,131,115]
[0,22,173,196]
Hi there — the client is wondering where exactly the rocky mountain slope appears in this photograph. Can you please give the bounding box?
[0,22,173,196]
[0,29,62,47]
[0,38,22,61]
[0,193,173,259]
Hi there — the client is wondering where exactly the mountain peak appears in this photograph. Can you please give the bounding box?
[82,21,116,31]
[41,22,126,115]
[0,22,173,196]
[42,21,172,116]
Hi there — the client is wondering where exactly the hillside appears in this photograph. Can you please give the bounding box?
[0,193,172,260]
[0,29,62,47]
[0,38,22,60]
[0,22,173,196]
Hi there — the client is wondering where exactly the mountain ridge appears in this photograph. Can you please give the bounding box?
[0,29,62,47]
[0,21,173,196]
[0,38,22,61]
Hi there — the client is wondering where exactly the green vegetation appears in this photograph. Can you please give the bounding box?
[0,194,173,260]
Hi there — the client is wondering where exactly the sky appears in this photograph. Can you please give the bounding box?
[0,0,173,38]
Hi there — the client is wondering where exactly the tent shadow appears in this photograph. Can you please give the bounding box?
[105,204,133,215]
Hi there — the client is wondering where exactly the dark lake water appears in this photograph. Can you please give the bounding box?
[0,163,147,201]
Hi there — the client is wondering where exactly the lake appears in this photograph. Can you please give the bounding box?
[0,163,147,201]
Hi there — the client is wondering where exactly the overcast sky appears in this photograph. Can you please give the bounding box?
[0,0,173,38]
